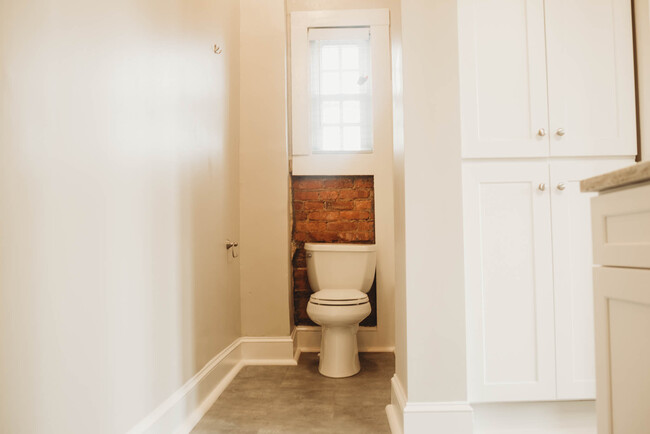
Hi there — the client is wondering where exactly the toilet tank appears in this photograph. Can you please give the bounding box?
[304,243,377,293]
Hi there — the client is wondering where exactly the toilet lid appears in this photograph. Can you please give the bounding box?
[309,290,369,306]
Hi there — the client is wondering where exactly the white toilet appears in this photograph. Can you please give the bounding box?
[305,242,377,378]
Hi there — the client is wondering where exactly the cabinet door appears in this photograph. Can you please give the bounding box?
[463,162,556,402]
[545,0,637,157]
[458,0,549,158]
[550,159,632,400]
[594,267,650,434]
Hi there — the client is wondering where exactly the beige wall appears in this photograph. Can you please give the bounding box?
[0,1,241,432]
[239,0,293,336]
[395,0,469,404]
[636,0,650,160]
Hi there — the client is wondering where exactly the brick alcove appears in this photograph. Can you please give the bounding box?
[291,175,377,326]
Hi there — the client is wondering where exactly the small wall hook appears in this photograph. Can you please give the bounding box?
[226,240,239,258]
[213,44,223,54]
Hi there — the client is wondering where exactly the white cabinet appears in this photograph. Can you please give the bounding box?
[458,0,549,158]
[463,159,632,402]
[545,0,637,157]
[463,161,556,402]
[587,175,650,433]
[550,160,630,399]
[459,0,637,159]
[594,267,650,434]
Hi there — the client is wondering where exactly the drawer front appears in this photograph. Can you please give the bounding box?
[591,182,650,269]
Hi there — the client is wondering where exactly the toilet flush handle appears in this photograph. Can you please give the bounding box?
[307,253,312,258]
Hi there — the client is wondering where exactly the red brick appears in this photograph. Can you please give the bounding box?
[296,221,327,232]
[294,191,319,201]
[355,200,372,210]
[294,179,324,190]
[358,221,374,232]
[327,221,358,231]
[331,201,355,210]
[304,201,325,210]
[356,232,374,241]
[354,177,374,188]
[340,210,370,220]
[324,178,354,189]
[311,231,340,242]
[318,191,338,200]
[308,211,340,221]
[356,189,371,198]
[294,231,309,241]
[294,211,308,221]
[337,190,359,200]
[293,202,304,211]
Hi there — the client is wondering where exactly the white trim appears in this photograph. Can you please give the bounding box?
[127,335,297,434]
[296,325,395,353]
[388,375,474,434]
[290,9,390,28]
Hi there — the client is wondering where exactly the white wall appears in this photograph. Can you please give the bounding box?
[239,0,293,337]
[0,1,242,432]
[636,0,650,160]
[391,0,472,431]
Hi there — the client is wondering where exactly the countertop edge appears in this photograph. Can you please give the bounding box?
[580,161,650,193]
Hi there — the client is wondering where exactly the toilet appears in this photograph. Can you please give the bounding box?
[305,242,376,378]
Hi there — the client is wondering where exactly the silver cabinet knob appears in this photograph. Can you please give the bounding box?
[538,183,546,191]
[537,128,546,137]
[555,128,566,136]
[557,182,566,191]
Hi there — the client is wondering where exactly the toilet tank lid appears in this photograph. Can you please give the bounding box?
[304,243,376,252]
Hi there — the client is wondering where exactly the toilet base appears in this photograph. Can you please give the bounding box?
[318,324,361,378]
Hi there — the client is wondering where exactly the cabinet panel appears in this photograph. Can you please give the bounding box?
[463,162,556,402]
[459,0,549,158]
[594,267,650,434]
[545,0,637,157]
[592,182,650,269]
[550,159,632,400]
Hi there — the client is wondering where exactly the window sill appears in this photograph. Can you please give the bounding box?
[292,152,376,176]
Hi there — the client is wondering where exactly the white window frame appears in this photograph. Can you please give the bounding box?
[290,9,390,175]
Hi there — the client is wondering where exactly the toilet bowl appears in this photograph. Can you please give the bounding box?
[304,243,376,378]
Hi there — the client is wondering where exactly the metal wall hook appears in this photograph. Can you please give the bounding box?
[213,45,223,54]
[226,240,238,258]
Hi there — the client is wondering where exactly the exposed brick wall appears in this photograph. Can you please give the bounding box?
[291,176,377,326]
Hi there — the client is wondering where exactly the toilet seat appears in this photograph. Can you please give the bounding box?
[309,289,369,306]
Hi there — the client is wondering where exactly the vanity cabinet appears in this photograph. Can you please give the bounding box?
[458,0,637,159]
[582,166,650,434]
[463,159,631,402]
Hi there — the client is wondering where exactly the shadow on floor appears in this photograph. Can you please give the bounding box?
[191,352,395,434]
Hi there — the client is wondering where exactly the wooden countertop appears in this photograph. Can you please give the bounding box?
[581,161,650,192]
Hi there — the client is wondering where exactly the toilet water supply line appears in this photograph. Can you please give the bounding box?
[226,240,239,258]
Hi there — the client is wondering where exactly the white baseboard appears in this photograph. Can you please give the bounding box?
[472,401,596,434]
[127,334,297,434]
[388,374,474,434]
[296,325,395,352]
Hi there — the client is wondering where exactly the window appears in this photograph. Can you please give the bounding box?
[309,28,373,153]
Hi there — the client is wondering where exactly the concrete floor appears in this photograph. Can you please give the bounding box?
[191,352,394,434]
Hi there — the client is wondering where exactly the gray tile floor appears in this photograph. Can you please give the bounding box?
[192,352,394,434]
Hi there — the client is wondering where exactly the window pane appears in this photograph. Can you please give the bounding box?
[341,71,360,94]
[321,72,340,95]
[342,101,360,124]
[321,46,339,70]
[323,126,341,150]
[321,101,340,124]
[340,46,360,70]
[343,126,361,149]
